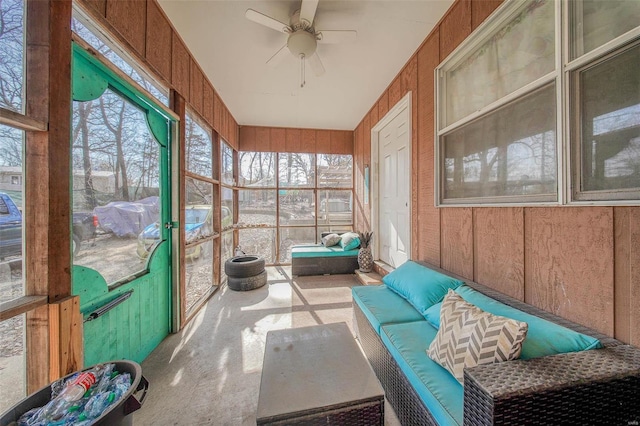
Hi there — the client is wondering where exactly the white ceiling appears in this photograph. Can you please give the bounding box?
[157,0,454,130]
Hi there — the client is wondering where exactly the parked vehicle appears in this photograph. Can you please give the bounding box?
[0,192,97,260]
[72,212,99,256]
[0,193,23,260]
[136,205,232,260]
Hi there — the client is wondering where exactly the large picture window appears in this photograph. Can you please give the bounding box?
[437,0,640,205]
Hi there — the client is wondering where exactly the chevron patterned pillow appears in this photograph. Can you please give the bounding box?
[427,289,528,384]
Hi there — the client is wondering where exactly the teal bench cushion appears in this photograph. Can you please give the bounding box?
[381,321,463,426]
[382,261,464,316]
[455,285,602,359]
[352,285,424,334]
[291,245,359,258]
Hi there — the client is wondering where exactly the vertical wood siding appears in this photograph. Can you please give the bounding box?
[238,126,353,155]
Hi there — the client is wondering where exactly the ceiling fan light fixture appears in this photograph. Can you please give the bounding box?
[287,30,317,57]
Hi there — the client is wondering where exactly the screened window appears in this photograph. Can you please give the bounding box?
[442,85,556,202]
[279,189,314,226]
[570,0,640,59]
[316,190,354,225]
[239,152,275,187]
[441,0,555,128]
[0,0,28,411]
[221,141,234,185]
[220,231,234,283]
[185,178,214,244]
[221,187,234,232]
[279,227,315,263]
[238,189,276,227]
[185,114,212,177]
[72,11,169,106]
[0,0,24,113]
[183,111,215,309]
[317,154,353,188]
[0,125,24,300]
[572,42,640,200]
[239,228,276,264]
[238,150,353,264]
[278,153,315,187]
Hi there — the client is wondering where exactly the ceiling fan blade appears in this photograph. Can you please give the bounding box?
[308,52,325,77]
[266,44,290,68]
[317,30,357,44]
[299,0,319,27]
[245,9,289,33]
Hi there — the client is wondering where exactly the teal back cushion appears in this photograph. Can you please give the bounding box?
[382,261,464,316]
[455,285,602,359]
[424,302,442,328]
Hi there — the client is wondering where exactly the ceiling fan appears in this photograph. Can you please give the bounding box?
[245,0,357,87]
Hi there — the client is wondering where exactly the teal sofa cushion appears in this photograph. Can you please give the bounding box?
[424,302,442,328]
[455,285,602,359]
[291,245,359,258]
[352,285,424,334]
[381,321,463,426]
[382,261,464,316]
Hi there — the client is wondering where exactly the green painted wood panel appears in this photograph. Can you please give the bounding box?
[74,249,171,365]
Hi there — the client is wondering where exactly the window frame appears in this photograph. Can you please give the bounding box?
[565,3,640,205]
[435,0,640,207]
[0,0,48,320]
[184,108,214,180]
[237,150,354,265]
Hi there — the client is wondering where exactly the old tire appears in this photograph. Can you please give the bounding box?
[228,271,267,291]
[225,255,265,278]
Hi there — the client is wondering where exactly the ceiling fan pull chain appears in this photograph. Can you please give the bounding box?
[300,54,306,88]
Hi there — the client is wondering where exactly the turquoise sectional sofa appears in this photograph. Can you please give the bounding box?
[352,261,640,425]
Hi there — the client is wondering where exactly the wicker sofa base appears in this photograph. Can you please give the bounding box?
[354,290,640,425]
[291,255,358,276]
[354,303,437,426]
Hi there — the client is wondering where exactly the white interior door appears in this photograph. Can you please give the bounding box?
[378,105,410,267]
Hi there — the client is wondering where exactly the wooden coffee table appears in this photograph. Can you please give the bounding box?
[256,322,384,425]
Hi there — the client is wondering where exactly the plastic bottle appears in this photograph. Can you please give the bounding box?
[93,363,115,394]
[83,391,113,419]
[58,364,105,402]
[111,373,132,401]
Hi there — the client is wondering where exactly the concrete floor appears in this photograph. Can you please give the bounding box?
[135,266,400,425]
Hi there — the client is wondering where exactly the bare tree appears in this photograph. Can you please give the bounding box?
[0,0,23,111]
[0,0,24,169]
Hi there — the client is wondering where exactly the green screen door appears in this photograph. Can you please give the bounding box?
[71,43,175,366]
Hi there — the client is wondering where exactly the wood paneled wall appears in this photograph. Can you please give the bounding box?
[239,126,353,155]
[352,0,639,342]
[78,0,239,148]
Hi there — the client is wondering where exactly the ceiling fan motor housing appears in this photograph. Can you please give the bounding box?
[287,30,317,57]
